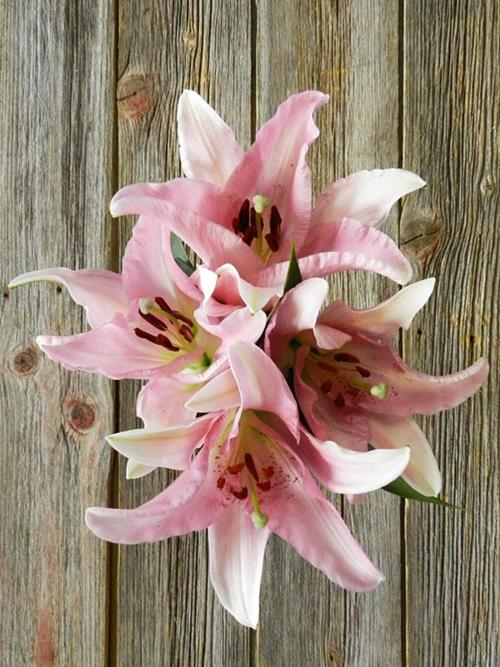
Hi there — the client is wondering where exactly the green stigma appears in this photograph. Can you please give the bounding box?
[252,194,270,214]
[370,383,388,399]
[251,510,269,529]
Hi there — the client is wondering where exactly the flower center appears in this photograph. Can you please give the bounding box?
[231,196,283,262]
[306,349,388,406]
[133,296,197,354]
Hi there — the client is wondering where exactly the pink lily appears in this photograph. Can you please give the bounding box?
[86,342,410,627]
[110,90,425,312]
[9,217,266,381]
[265,278,489,497]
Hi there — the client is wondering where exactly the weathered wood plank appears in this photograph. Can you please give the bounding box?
[0,2,115,665]
[402,2,499,665]
[256,1,404,665]
[114,2,254,664]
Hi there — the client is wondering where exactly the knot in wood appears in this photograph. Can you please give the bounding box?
[65,397,97,434]
[9,344,39,377]
[117,73,154,123]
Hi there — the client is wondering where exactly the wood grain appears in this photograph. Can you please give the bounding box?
[402,2,499,665]
[114,2,254,664]
[0,2,115,665]
[256,2,404,665]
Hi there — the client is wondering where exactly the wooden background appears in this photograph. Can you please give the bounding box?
[1,1,498,665]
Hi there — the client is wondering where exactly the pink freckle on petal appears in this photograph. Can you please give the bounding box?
[262,466,275,478]
[228,462,245,475]
[257,481,271,492]
[320,379,332,393]
[217,476,225,489]
[334,393,345,408]
[231,487,248,500]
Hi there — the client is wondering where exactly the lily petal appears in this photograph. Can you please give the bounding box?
[9,268,127,328]
[126,459,156,480]
[268,467,384,591]
[319,278,436,339]
[226,91,329,254]
[106,414,216,470]
[368,414,442,496]
[313,168,425,227]
[178,90,244,186]
[209,505,269,628]
[137,376,196,429]
[111,194,264,277]
[229,343,299,440]
[298,218,413,285]
[37,314,198,380]
[186,369,240,413]
[86,434,222,544]
[299,429,410,494]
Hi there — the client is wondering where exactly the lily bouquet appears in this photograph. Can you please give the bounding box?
[10,91,488,627]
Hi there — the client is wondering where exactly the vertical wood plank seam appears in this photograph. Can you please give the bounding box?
[105,1,121,664]
[398,1,409,665]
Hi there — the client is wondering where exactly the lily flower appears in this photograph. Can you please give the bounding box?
[110,90,425,312]
[265,278,489,497]
[86,342,410,627]
[9,217,266,381]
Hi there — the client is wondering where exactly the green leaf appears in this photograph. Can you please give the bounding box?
[283,244,302,293]
[171,233,196,276]
[383,476,463,509]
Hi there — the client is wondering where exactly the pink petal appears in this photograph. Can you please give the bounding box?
[368,415,441,496]
[293,346,370,450]
[9,268,127,328]
[197,302,267,351]
[86,435,222,544]
[111,193,264,277]
[319,278,436,340]
[299,429,410,494]
[229,342,299,440]
[105,413,216,470]
[267,467,384,591]
[112,178,238,230]
[37,313,199,380]
[225,92,329,255]
[265,278,329,367]
[186,369,240,413]
[209,505,269,628]
[177,90,244,186]
[312,324,352,351]
[122,217,200,305]
[137,376,195,429]
[298,218,413,285]
[344,340,489,416]
[313,168,425,227]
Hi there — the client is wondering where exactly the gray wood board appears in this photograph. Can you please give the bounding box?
[0,2,115,665]
[401,2,499,665]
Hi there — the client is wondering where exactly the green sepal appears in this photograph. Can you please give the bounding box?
[283,244,302,294]
[383,476,464,510]
[171,233,196,276]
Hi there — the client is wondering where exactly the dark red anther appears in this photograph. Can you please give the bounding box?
[179,324,194,342]
[257,481,271,492]
[356,366,371,378]
[139,310,168,331]
[334,393,345,408]
[231,486,248,500]
[228,462,245,475]
[269,205,282,236]
[333,352,360,364]
[155,297,173,314]
[134,327,158,344]
[320,380,333,394]
[262,466,274,479]
[238,199,250,232]
[244,453,259,481]
[265,233,280,252]
[172,310,194,327]
[217,476,226,489]
[242,225,257,246]
[318,361,337,372]
[232,217,240,234]
[156,334,180,351]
